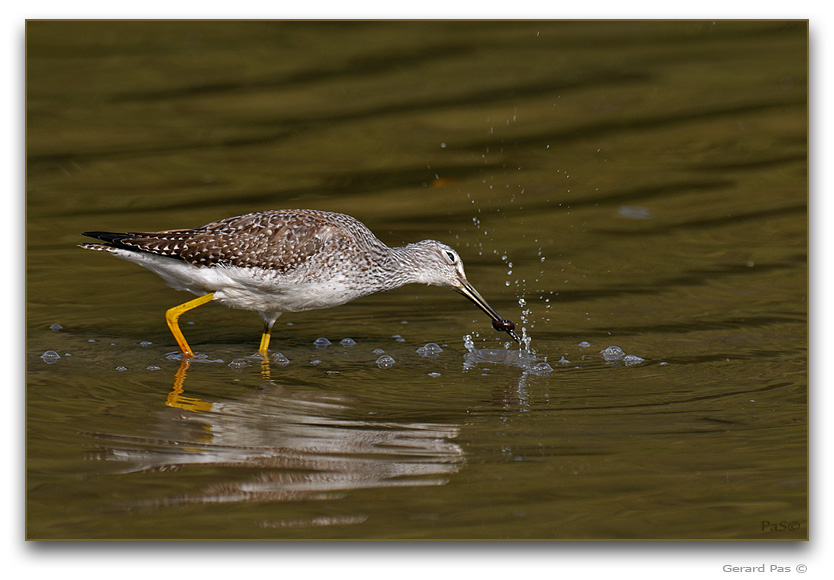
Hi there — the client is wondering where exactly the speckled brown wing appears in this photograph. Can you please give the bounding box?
[83,210,349,273]
[180,211,337,272]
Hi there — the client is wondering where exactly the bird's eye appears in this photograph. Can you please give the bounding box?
[445,250,457,264]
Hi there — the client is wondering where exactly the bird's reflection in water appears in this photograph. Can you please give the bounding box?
[462,345,554,412]
[89,359,464,507]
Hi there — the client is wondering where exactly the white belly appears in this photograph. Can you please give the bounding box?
[102,247,368,315]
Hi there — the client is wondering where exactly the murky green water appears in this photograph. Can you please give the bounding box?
[26,20,807,540]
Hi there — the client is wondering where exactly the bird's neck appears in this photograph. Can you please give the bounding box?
[365,244,421,292]
[383,243,433,286]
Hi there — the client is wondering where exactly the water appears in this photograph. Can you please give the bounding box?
[26,21,806,540]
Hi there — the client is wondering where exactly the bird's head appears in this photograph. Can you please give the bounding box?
[406,240,520,343]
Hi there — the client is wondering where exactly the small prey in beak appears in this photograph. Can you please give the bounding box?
[456,281,521,344]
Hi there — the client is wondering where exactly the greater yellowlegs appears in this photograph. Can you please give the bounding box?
[81,209,519,358]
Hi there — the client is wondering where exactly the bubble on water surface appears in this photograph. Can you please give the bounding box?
[623,354,645,366]
[577,341,590,348]
[139,340,153,347]
[41,350,61,364]
[376,355,396,369]
[340,337,356,347]
[146,365,162,371]
[228,359,250,370]
[600,346,645,366]
[600,345,626,362]
[270,352,290,365]
[115,366,127,372]
[416,342,443,356]
[49,323,63,332]
[528,362,553,375]
[313,337,331,348]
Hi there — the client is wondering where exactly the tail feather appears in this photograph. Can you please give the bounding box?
[81,230,189,261]
[81,231,133,246]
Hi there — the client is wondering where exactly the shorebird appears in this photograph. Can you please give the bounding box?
[81,209,519,358]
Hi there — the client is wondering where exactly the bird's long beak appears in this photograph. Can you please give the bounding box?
[456,280,521,344]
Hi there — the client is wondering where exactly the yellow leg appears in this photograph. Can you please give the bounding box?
[258,322,272,358]
[165,292,215,358]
